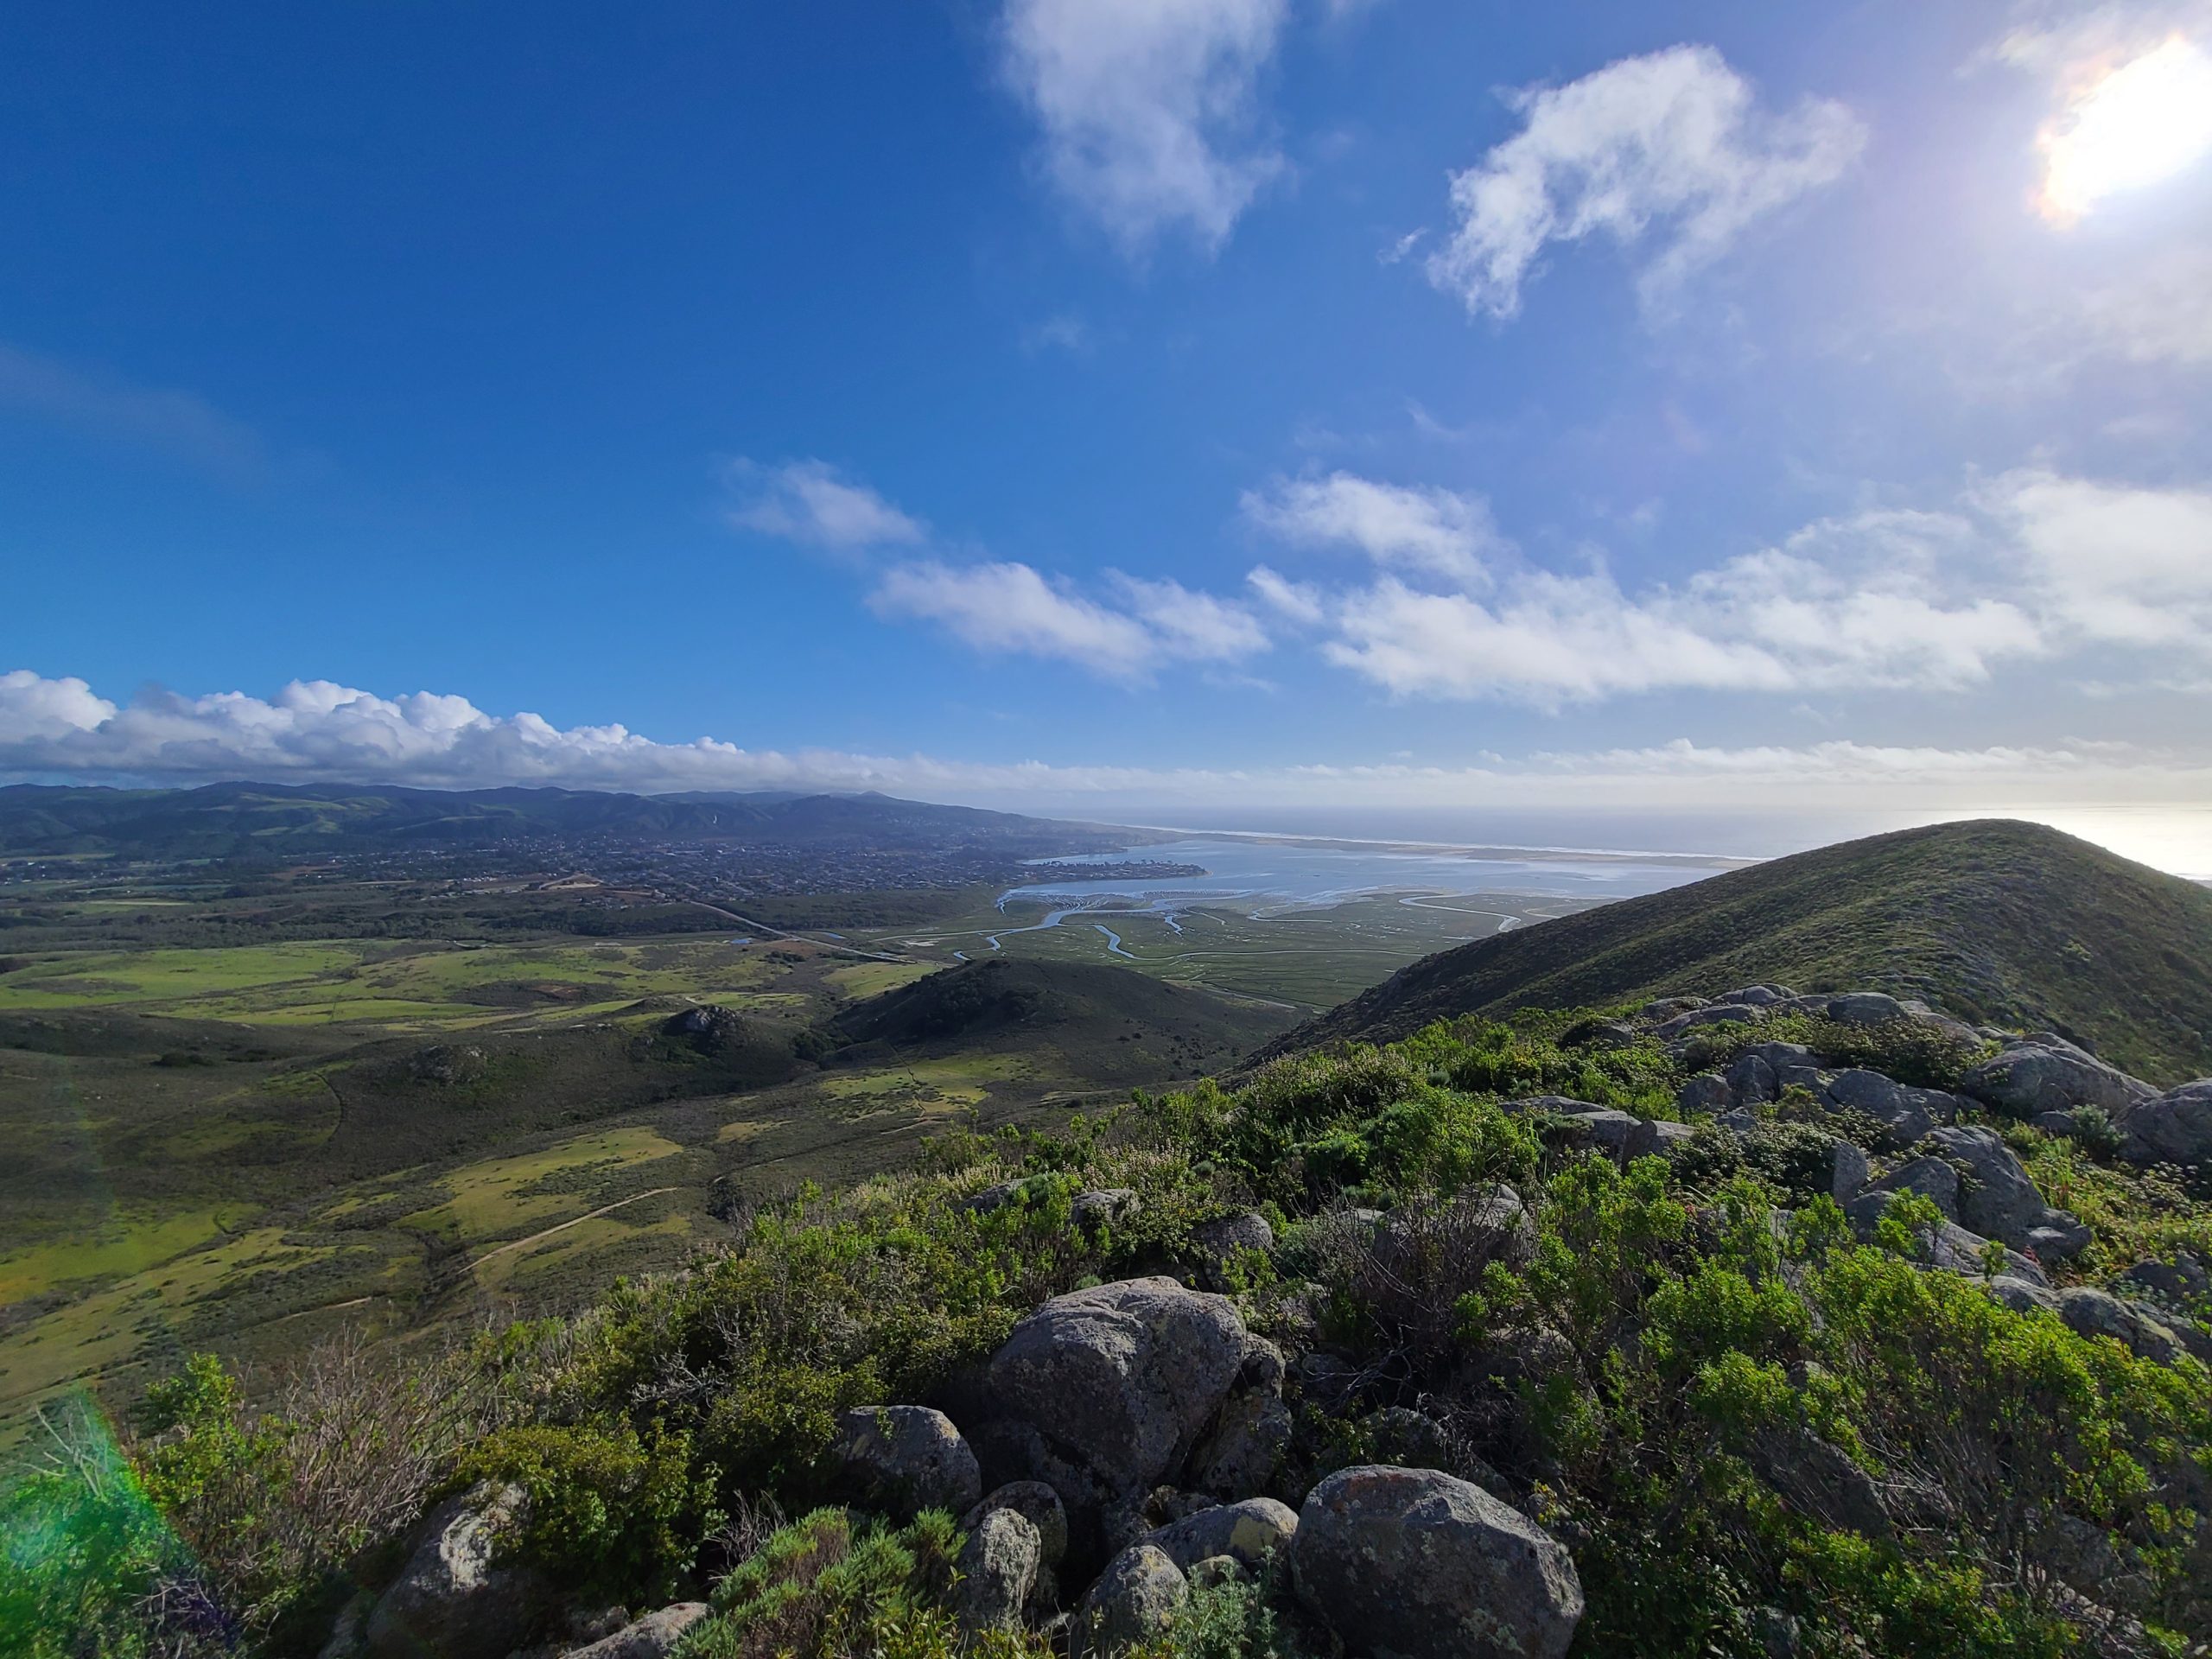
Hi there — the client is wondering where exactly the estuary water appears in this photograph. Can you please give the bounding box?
[1003,836,1735,910]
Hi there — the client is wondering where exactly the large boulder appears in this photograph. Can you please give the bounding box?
[1567,1109,1658,1163]
[965,1481,1070,1570]
[1192,1212,1274,1291]
[953,1508,1042,1635]
[1746,1428,1891,1541]
[1823,1071,1952,1147]
[1072,1544,1186,1659]
[826,1406,981,1518]
[365,1484,546,1659]
[2114,1079,2212,1167]
[1925,1125,2088,1260]
[987,1277,1248,1502]
[2059,1287,2190,1366]
[1141,1497,1299,1573]
[1292,1465,1583,1659]
[1961,1041,2155,1120]
[558,1604,711,1659]
[1191,1389,1293,1497]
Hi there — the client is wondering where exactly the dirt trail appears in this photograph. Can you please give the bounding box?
[466,1186,680,1271]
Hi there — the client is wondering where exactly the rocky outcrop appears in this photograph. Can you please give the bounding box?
[2114,1079,2212,1167]
[557,1604,710,1659]
[1141,1497,1298,1573]
[1191,1212,1274,1290]
[1924,1125,2088,1260]
[986,1277,1249,1509]
[827,1406,981,1519]
[953,1508,1042,1635]
[1292,1465,1583,1659]
[2059,1287,2190,1367]
[1961,1039,2155,1121]
[1072,1544,1185,1659]
[364,1484,545,1659]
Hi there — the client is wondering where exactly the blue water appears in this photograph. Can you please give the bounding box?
[1006,836,1726,911]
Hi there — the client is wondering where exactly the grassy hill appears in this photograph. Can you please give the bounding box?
[1275,818,2212,1084]
[824,956,1291,1082]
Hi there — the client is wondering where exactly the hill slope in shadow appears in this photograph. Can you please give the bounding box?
[1273,819,2212,1084]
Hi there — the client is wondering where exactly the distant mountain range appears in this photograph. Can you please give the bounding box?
[0,781,1138,860]
[1275,818,2212,1084]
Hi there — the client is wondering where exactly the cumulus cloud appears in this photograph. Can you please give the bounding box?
[999,0,1289,256]
[1425,44,1864,318]
[1240,473,1504,585]
[1111,574,1272,658]
[7,671,2202,846]
[725,459,926,550]
[1244,470,2212,705]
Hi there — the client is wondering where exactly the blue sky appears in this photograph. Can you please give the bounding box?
[3,1,2211,861]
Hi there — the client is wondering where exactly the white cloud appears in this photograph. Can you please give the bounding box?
[999,0,1289,256]
[1980,469,2212,649]
[0,340,270,478]
[7,671,2202,842]
[1247,471,2212,705]
[726,459,926,550]
[870,560,1161,677]
[1111,574,1271,658]
[1241,472,1504,585]
[1424,44,1865,318]
[2072,248,2212,365]
[1246,563,1325,624]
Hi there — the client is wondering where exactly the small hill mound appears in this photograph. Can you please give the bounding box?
[1273,819,2212,1084]
[824,957,1291,1079]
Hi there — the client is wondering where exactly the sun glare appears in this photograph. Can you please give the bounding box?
[2039,35,2212,221]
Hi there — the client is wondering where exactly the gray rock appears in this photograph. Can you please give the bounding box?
[1824,993,1911,1027]
[1191,1389,1293,1496]
[1186,1554,1244,1590]
[1987,1275,2060,1314]
[1293,1465,1583,1659]
[1870,1156,1961,1217]
[1567,1109,1658,1163]
[955,1508,1041,1635]
[828,1406,982,1518]
[1650,1120,1700,1155]
[1716,983,1796,1007]
[1961,1044,2156,1120]
[1639,995,1707,1021]
[1844,1192,2049,1285]
[1926,1124,2088,1259]
[965,1481,1070,1569]
[1748,1427,1891,1540]
[2059,1287,2188,1365]
[2032,1109,2079,1135]
[988,1277,1248,1501]
[365,1484,544,1659]
[1361,1407,1453,1471]
[1824,1070,1942,1146]
[1827,1140,1871,1204]
[1656,1004,1766,1039]
[1142,1497,1299,1573]
[1676,1074,1734,1115]
[1727,1052,1780,1105]
[558,1604,711,1659]
[1717,1108,1759,1134]
[2115,1254,2212,1306]
[2115,1078,2212,1167]
[1073,1545,1186,1659]
[1192,1213,1274,1291]
[1071,1188,1141,1230]
[1502,1095,1611,1116]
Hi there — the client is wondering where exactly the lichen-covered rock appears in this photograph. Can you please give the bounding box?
[1868,1156,1961,1217]
[1192,1212,1274,1290]
[1925,1124,2088,1259]
[1567,1109,1658,1163]
[2059,1287,2189,1366]
[365,1484,545,1659]
[1823,1070,1948,1146]
[1071,1188,1141,1230]
[1141,1497,1298,1572]
[1961,1041,2156,1120]
[954,1508,1042,1635]
[2114,1079,2212,1167]
[827,1406,982,1518]
[965,1480,1070,1569]
[988,1277,1248,1501]
[1292,1465,1583,1659]
[1191,1389,1293,1497]
[1822,992,1912,1027]
[1727,1051,1781,1105]
[1676,1074,1733,1115]
[558,1603,711,1659]
[1072,1544,1186,1659]
[1716,983,1796,1007]
[1656,1004,1765,1038]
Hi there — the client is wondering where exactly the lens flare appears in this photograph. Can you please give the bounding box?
[2039,36,2212,221]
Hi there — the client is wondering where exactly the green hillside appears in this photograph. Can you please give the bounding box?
[1277,819,2212,1084]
